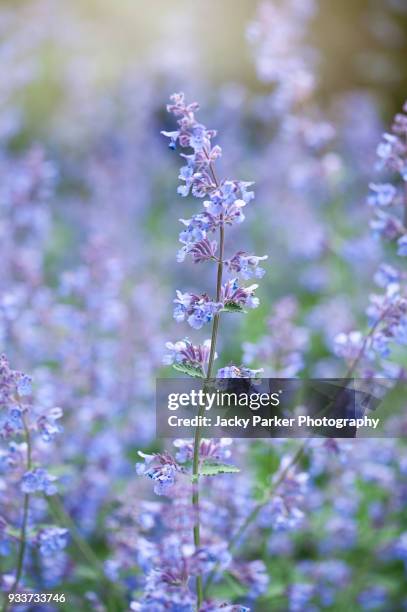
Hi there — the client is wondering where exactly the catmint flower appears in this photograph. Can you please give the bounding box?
[185,238,218,264]
[136,564,196,609]
[377,133,397,162]
[333,331,364,361]
[371,334,390,358]
[374,263,400,288]
[368,103,407,263]
[173,291,222,329]
[203,181,254,226]
[8,407,23,429]
[136,451,181,496]
[369,103,407,251]
[1,354,20,407]
[16,374,32,397]
[21,468,58,495]
[177,213,216,262]
[37,407,63,442]
[221,279,260,310]
[367,182,397,207]
[365,287,407,354]
[173,438,232,463]
[370,210,404,241]
[163,339,215,375]
[37,527,69,556]
[225,251,268,279]
[376,103,407,180]
[161,92,218,198]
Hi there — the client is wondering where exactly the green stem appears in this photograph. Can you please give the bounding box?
[2,410,32,612]
[192,407,205,609]
[191,157,223,610]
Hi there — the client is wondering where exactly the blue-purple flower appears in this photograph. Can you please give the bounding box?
[221,279,260,310]
[225,251,268,279]
[136,451,182,496]
[37,527,69,556]
[367,182,397,207]
[21,468,58,496]
[173,291,222,329]
[163,339,216,376]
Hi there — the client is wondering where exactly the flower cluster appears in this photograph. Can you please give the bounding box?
[335,101,407,376]
[173,279,261,330]
[112,471,259,611]
[0,355,67,591]
[21,468,58,495]
[173,290,222,330]
[37,527,69,557]
[161,92,266,372]
[369,101,407,254]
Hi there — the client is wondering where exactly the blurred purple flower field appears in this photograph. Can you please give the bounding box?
[0,1,407,610]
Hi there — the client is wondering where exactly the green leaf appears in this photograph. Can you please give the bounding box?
[173,362,204,378]
[222,301,246,314]
[199,460,240,477]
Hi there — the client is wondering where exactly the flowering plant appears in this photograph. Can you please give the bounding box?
[0,356,66,608]
[135,92,268,610]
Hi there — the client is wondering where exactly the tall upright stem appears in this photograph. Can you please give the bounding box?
[192,158,223,610]
[2,409,32,612]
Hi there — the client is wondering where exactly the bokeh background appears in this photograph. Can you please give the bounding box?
[1,0,407,610]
